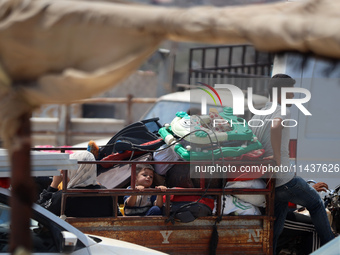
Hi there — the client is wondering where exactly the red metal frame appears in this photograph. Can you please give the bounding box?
[34,147,275,254]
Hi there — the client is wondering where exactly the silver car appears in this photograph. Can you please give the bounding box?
[0,188,167,255]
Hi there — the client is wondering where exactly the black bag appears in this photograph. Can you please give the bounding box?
[98,118,164,159]
[170,202,213,223]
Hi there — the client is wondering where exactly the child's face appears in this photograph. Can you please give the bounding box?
[136,168,154,188]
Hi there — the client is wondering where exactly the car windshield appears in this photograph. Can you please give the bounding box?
[142,101,224,125]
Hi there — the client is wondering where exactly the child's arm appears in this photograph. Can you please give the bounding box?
[125,185,145,207]
[155,185,167,208]
[125,195,137,207]
[50,175,63,189]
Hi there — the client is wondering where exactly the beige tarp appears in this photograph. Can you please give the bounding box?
[1,0,340,148]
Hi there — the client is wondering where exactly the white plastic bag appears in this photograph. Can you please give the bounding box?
[221,195,261,215]
[225,179,266,207]
[153,144,181,175]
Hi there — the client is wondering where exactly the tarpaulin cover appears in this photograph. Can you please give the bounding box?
[1,0,340,148]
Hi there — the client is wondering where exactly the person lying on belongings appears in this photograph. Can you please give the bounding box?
[37,151,117,217]
[124,164,166,216]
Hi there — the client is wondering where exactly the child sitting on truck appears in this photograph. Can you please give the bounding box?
[124,164,167,216]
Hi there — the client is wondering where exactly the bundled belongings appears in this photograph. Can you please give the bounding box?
[164,189,215,223]
[153,144,182,176]
[158,108,262,161]
[217,178,267,216]
[225,179,267,207]
[220,195,262,216]
[98,118,164,169]
[97,153,153,189]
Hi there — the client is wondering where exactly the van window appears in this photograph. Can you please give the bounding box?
[142,101,225,125]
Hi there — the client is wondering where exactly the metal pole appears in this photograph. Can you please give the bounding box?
[64,105,71,145]
[126,94,133,125]
[9,112,35,254]
[60,170,68,216]
[57,105,67,146]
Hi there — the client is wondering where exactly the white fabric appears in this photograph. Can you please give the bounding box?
[221,195,261,216]
[225,179,267,207]
[67,151,97,188]
[250,102,295,187]
[153,144,181,175]
[1,0,340,149]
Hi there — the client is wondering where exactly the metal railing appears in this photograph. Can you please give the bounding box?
[74,95,158,125]
[188,44,274,95]
[31,95,158,146]
[32,147,275,220]
[33,146,276,255]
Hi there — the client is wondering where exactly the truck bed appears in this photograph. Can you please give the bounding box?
[61,159,275,255]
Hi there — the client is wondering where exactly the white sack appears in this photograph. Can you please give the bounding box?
[221,195,261,216]
[225,179,266,207]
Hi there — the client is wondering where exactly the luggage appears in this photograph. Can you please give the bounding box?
[164,188,215,223]
[98,118,164,160]
[97,153,153,189]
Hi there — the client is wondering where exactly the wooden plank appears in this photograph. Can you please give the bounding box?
[68,217,272,255]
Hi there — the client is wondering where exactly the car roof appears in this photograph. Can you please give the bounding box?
[0,149,78,177]
[157,88,268,109]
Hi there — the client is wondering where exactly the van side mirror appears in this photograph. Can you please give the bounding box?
[60,231,78,253]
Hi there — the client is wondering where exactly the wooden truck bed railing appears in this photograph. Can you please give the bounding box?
[55,158,275,255]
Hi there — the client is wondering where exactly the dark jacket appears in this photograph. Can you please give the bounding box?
[37,185,115,217]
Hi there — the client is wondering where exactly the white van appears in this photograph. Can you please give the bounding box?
[141,87,269,125]
[272,53,340,189]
